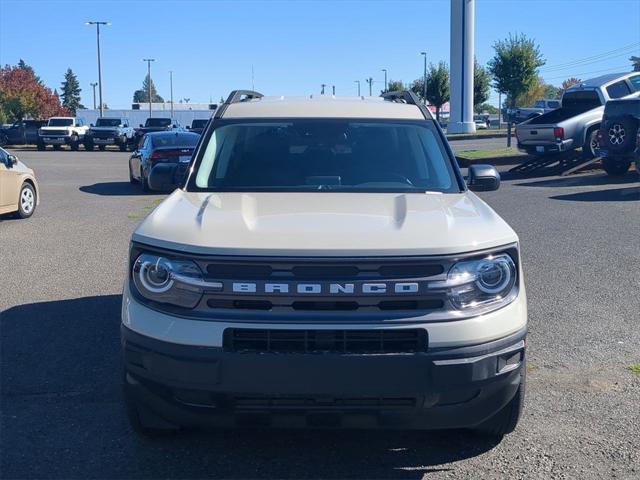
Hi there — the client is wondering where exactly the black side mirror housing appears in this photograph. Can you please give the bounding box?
[90,123,94,127]
[6,154,18,167]
[467,164,500,192]
[148,163,186,191]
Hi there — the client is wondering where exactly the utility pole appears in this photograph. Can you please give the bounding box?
[169,70,174,117]
[354,80,361,96]
[332,85,335,95]
[381,69,388,92]
[421,52,427,104]
[142,59,155,117]
[321,84,326,95]
[90,82,98,110]
[366,77,373,96]
[498,91,502,129]
[86,21,110,116]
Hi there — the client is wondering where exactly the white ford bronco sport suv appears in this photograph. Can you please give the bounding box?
[122,90,527,437]
[38,116,89,151]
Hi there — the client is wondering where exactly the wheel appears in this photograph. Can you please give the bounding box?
[119,139,127,152]
[604,117,637,154]
[473,368,525,437]
[141,170,150,192]
[53,144,62,151]
[70,135,80,151]
[16,183,36,219]
[99,145,106,151]
[581,128,599,159]
[37,142,45,151]
[602,157,631,176]
[123,373,178,438]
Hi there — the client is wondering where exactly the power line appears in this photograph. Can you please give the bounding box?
[543,65,631,81]
[540,42,640,72]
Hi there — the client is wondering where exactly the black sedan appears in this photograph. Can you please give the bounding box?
[129,131,199,191]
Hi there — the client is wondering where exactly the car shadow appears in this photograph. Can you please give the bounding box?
[549,186,639,202]
[2,295,501,479]
[79,182,165,196]
[515,172,639,188]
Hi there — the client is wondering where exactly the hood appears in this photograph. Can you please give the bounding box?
[132,191,518,256]
[40,125,70,131]
[90,126,120,132]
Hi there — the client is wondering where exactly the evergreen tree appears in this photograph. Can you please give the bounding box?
[60,68,84,115]
[133,75,164,103]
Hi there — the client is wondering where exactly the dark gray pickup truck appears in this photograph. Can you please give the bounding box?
[0,120,47,146]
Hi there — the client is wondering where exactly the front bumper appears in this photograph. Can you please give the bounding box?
[39,134,72,144]
[87,132,127,145]
[122,324,526,429]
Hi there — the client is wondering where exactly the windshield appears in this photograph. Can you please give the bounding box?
[191,119,208,128]
[48,118,73,126]
[96,118,122,127]
[145,118,171,127]
[151,133,199,148]
[189,119,460,193]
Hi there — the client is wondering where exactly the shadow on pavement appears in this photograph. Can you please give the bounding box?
[549,186,639,202]
[1,295,499,479]
[79,182,165,196]
[515,172,639,188]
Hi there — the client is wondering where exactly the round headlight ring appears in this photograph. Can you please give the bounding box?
[138,257,174,293]
[475,257,513,294]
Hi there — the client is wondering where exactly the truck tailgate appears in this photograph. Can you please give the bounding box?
[516,124,556,145]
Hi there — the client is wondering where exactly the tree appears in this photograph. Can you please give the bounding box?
[133,74,164,103]
[561,77,581,91]
[630,56,640,72]
[0,63,67,123]
[412,62,450,121]
[474,60,490,109]
[17,59,41,84]
[544,84,562,100]
[516,75,547,107]
[60,68,84,115]
[489,33,545,145]
[476,102,498,114]
[380,80,405,94]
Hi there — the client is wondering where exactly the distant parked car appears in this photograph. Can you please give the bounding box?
[0,120,47,146]
[187,118,209,135]
[133,118,183,146]
[129,131,199,191]
[596,98,640,175]
[85,117,135,152]
[38,117,89,151]
[508,99,560,124]
[0,147,39,219]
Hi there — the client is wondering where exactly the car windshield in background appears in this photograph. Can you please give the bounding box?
[191,120,208,128]
[146,119,171,127]
[151,133,199,148]
[48,119,73,126]
[192,119,459,193]
[96,118,121,127]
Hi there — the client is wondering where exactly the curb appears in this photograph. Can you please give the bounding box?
[447,132,508,141]
[456,154,529,168]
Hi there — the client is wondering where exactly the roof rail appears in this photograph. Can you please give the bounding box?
[215,90,264,118]
[381,90,434,120]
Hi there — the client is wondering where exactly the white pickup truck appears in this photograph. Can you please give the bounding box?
[38,117,89,151]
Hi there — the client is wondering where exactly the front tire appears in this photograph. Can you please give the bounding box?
[16,183,36,219]
[602,157,631,176]
[37,142,46,151]
[53,144,62,151]
[582,129,599,159]
[473,368,525,438]
[84,141,94,151]
[141,170,151,192]
[0,133,8,147]
[70,135,80,151]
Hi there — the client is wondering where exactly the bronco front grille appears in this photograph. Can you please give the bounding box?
[42,129,68,136]
[223,328,428,354]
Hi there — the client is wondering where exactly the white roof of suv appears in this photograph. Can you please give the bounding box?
[223,95,428,120]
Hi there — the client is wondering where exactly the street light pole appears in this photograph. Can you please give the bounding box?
[332,85,335,95]
[90,82,98,110]
[382,69,387,92]
[321,84,326,95]
[143,59,155,117]
[366,77,373,96]
[86,21,110,116]
[169,70,174,117]
[354,80,361,96]
[421,52,427,105]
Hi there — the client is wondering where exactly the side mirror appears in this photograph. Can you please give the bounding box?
[467,164,500,192]
[185,126,190,130]
[90,123,94,127]
[139,124,144,128]
[6,154,18,167]
[148,163,185,191]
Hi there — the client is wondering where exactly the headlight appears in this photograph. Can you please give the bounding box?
[132,253,211,308]
[431,253,517,312]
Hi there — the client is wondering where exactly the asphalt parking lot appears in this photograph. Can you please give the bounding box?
[1,148,639,479]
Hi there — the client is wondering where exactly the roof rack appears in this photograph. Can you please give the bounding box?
[215,90,264,118]
[380,90,433,120]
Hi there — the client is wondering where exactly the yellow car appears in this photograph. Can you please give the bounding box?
[0,147,39,219]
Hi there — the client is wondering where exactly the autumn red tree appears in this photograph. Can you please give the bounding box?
[0,63,68,123]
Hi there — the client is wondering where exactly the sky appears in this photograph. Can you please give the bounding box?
[1,0,639,109]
